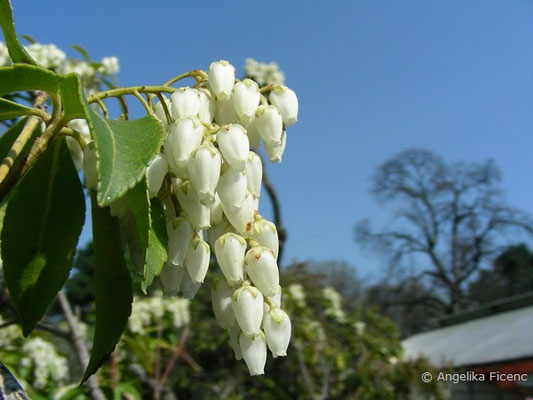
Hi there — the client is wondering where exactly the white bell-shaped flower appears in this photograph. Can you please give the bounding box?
[164,117,204,175]
[232,79,260,125]
[245,151,262,198]
[188,142,221,205]
[264,129,286,163]
[146,153,168,198]
[216,124,249,171]
[255,105,283,145]
[222,191,255,236]
[217,165,247,213]
[269,85,298,126]
[263,307,291,358]
[180,268,202,299]
[239,330,267,376]
[175,181,211,230]
[209,193,224,225]
[83,141,98,190]
[159,262,185,296]
[170,87,200,119]
[154,95,172,128]
[207,217,231,249]
[198,88,215,123]
[250,217,279,259]
[232,283,264,337]
[229,325,243,360]
[245,246,280,297]
[167,217,193,266]
[211,278,236,329]
[245,117,261,149]
[214,96,239,125]
[214,232,246,286]
[208,60,235,101]
[185,236,210,283]
[264,290,282,316]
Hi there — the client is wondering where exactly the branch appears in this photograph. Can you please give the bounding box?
[293,341,317,400]
[57,291,106,400]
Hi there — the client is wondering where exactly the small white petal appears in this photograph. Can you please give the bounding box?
[188,143,221,205]
[250,217,279,259]
[214,232,246,286]
[164,117,204,176]
[269,85,298,126]
[217,166,247,213]
[211,278,236,329]
[245,246,280,297]
[146,153,169,198]
[175,181,211,230]
[180,268,202,299]
[208,60,236,101]
[232,284,264,337]
[216,124,249,171]
[198,88,216,123]
[185,236,210,283]
[167,217,193,266]
[159,262,185,296]
[264,130,286,163]
[255,105,283,145]
[245,151,262,198]
[232,79,260,125]
[207,217,231,249]
[239,330,267,376]
[170,87,200,119]
[154,95,172,128]
[263,308,291,358]
[222,191,255,236]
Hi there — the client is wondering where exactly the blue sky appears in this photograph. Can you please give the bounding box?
[12,0,533,280]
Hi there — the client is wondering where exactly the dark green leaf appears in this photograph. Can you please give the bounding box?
[19,34,36,44]
[0,65,62,96]
[69,45,91,61]
[85,108,165,206]
[0,97,35,120]
[83,191,133,382]
[60,73,89,121]
[126,178,150,257]
[1,136,85,336]
[0,0,36,64]
[144,198,168,292]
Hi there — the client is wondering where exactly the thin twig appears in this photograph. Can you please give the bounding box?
[117,95,129,120]
[94,98,109,118]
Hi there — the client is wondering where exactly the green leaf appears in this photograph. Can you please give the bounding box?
[1,136,85,336]
[0,65,62,96]
[85,108,165,206]
[126,179,150,259]
[0,117,26,159]
[0,97,35,120]
[70,45,91,61]
[60,73,89,121]
[144,198,168,292]
[19,34,36,44]
[83,191,133,382]
[0,0,36,64]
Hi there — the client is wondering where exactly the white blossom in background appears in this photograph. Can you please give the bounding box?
[20,337,69,389]
[323,286,346,322]
[244,58,285,86]
[0,41,10,65]
[287,283,306,307]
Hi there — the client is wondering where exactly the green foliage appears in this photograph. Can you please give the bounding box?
[83,192,133,382]
[0,0,36,64]
[144,198,168,291]
[1,137,85,336]
[0,97,35,120]
[0,64,62,96]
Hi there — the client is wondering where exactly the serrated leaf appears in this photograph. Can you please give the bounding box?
[83,191,133,382]
[85,108,165,206]
[0,65,62,96]
[70,45,91,61]
[1,136,85,336]
[144,198,168,292]
[0,97,35,120]
[0,0,36,64]
[60,73,89,121]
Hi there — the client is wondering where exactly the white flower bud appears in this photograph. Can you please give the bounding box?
[250,217,279,259]
[214,232,246,286]
[207,217,231,249]
[167,217,193,266]
[198,88,216,123]
[170,87,200,119]
[232,284,264,337]
[229,325,243,360]
[216,124,249,171]
[188,143,221,205]
[208,60,235,101]
[185,236,210,283]
[209,194,224,225]
[154,95,172,128]
[222,191,255,236]
[245,117,261,149]
[164,117,204,176]
[211,278,236,329]
[269,85,298,126]
[245,246,280,297]
[263,307,291,358]
[239,330,267,376]
[181,268,202,299]
[255,105,283,145]
[83,141,98,190]
[214,96,239,125]
[245,151,262,198]
[146,153,169,198]
[159,262,185,296]
[264,129,286,163]
[232,79,260,125]
[217,165,247,213]
[175,181,211,230]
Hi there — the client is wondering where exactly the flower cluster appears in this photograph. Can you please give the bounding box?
[322,286,346,322]
[19,337,69,389]
[0,41,119,95]
[129,292,190,335]
[244,58,285,86]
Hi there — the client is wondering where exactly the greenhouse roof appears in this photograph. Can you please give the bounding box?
[402,303,533,368]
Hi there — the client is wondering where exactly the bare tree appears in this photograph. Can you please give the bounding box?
[356,149,533,314]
